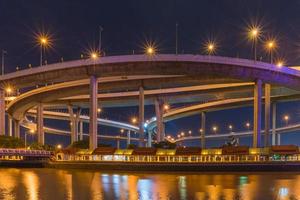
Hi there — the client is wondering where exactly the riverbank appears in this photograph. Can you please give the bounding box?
[0,160,47,168]
[46,161,300,171]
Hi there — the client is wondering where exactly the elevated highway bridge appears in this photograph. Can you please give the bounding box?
[1,54,300,149]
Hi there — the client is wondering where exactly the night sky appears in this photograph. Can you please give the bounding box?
[1,0,300,148]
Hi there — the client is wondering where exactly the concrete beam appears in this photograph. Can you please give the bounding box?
[89,76,98,150]
[253,79,262,148]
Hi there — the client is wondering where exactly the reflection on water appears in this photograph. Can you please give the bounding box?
[0,169,300,200]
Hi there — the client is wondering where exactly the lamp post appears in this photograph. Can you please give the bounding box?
[266,40,276,64]
[1,50,7,75]
[283,115,289,126]
[248,27,260,61]
[212,126,218,134]
[246,122,250,131]
[39,36,48,67]
[25,129,35,148]
[228,124,233,133]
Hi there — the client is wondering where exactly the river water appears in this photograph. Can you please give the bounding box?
[0,168,299,200]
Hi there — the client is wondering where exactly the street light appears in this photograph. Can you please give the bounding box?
[131,117,137,124]
[97,108,102,113]
[38,35,50,67]
[212,126,218,134]
[56,144,62,149]
[204,40,217,55]
[143,40,157,56]
[265,39,277,63]
[247,26,261,61]
[246,122,250,130]
[276,60,284,67]
[228,124,233,132]
[163,104,170,111]
[188,130,192,135]
[5,86,12,95]
[25,129,35,148]
[180,132,185,137]
[120,129,124,134]
[283,115,289,126]
[90,52,99,60]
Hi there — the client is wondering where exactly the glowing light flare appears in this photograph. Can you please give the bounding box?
[35,32,53,49]
[90,52,99,60]
[143,40,158,56]
[56,144,62,149]
[204,40,217,55]
[212,126,218,133]
[180,132,185,136]
[120,129,124,133]
[247,26,261,41]
[163,104,170,111]
[40,37,48,45]
[246,122,250,128]
[5,87,12,94]
[276,59,285,67]
[284,115,289,121]
[97,108,102,113]
[131,117,137,124]
[29,129,35,134]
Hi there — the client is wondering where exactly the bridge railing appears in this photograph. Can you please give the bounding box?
[56,153,300,163]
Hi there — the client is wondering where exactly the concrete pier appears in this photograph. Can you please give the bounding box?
[138,86,144,147]
[89,76,98,150]
[201,112,206,149]
[272,103,276,146]
[253,79,262,148]
[264,83,271,146]
[0,89,5,135]
[37,103,44,145]
[155,98,165,142]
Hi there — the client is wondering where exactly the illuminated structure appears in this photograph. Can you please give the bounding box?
[2,54,300,150]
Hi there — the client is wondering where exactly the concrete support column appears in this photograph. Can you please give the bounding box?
[37,103,44,145]
[89,75,98,150]
[14,120,20,138]
[75,108,81,141]
[154,98,165,142]
[277,134,281,145]
[147,131,152,147]
[264,83,271,147]
[127,130,131,147]
[0,89,5,135]
[8,116,13,137]
[68,105,76,144]
[138,86,144,147]
[116,137,120,149]
[272,103,276,146]
[201,112,206,149]
[253,79,262,148]
[79,121,83,140]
